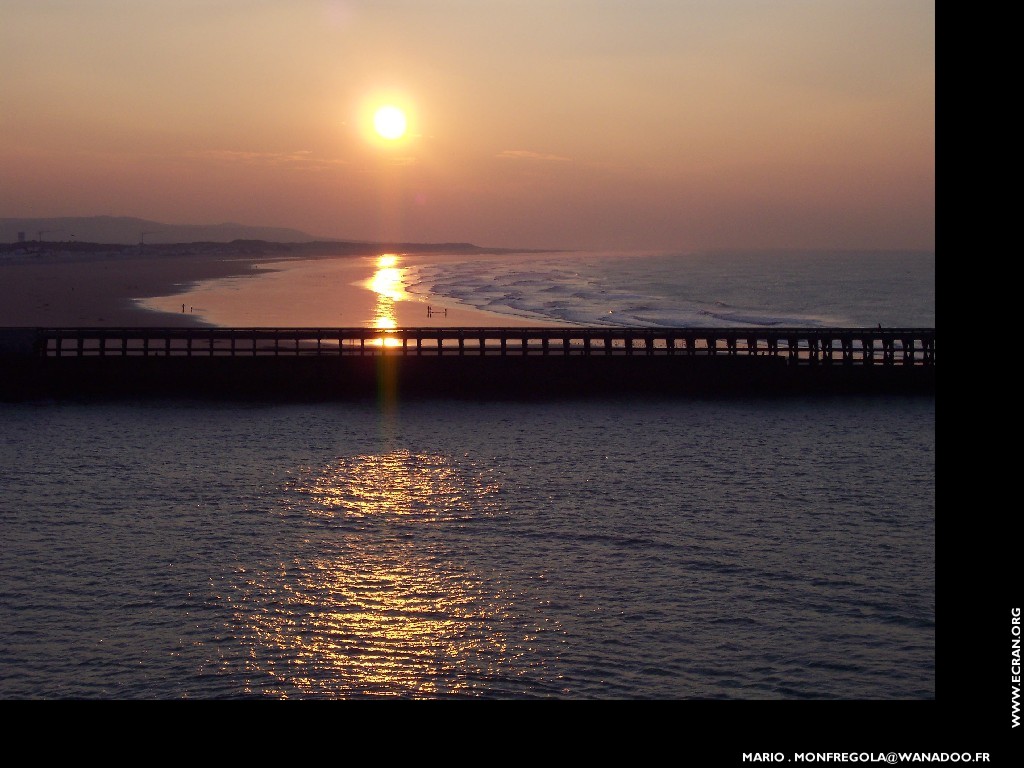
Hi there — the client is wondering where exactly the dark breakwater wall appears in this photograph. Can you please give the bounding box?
[2,353,934,401]
[1,326,935,400]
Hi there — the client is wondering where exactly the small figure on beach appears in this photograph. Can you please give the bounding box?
[182,303,185,313]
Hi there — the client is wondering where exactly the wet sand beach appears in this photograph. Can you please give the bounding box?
[0,250,551,329]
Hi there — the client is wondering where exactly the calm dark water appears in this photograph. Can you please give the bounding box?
[0,395,934,699]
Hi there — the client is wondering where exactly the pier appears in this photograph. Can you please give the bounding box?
[1,326,935,399]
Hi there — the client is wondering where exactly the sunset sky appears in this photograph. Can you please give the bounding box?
[0,1,934,251]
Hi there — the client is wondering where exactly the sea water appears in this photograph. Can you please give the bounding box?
[0,249,935,699]
[404,249,935,328]
[135,248,935,330]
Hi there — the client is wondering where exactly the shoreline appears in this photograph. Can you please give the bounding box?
[0,249,563,329]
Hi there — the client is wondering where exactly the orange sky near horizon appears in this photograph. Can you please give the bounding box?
[0,1,934,252]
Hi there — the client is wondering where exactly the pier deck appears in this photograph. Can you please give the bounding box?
[1,326,935,399]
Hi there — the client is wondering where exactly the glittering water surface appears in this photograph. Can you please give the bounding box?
[0,396,934,699]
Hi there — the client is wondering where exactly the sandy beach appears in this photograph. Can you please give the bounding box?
[0,250,554,328]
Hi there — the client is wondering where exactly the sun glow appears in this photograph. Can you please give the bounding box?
[373,105,407,140]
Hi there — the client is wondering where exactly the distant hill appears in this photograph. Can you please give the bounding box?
[0,216,329,245]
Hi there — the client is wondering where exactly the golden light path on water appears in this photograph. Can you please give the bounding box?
[227,450,546,698]
[368,253,404,346]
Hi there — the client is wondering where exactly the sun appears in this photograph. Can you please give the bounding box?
[373,105,407,140]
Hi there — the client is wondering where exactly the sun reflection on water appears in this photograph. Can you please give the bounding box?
[301,450,502,521]
[227,451,538,698]
[367,253,406,346]
[235,549,522,698]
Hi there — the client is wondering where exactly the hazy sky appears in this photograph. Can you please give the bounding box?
[1,1,934,251]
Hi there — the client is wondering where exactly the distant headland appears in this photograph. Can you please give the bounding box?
[0,215,554,257]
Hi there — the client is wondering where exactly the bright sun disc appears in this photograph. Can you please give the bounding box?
[374,106,407,140]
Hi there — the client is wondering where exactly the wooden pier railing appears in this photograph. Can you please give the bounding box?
[1,326,936,399]
[20,326,935,366]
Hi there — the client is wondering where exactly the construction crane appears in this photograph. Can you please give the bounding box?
[37,229,63,242]
[139,231,162,246]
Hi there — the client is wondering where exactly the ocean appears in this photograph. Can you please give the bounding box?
[136,248,935,329]
[405,248,935,328]
[0,249,935,699]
